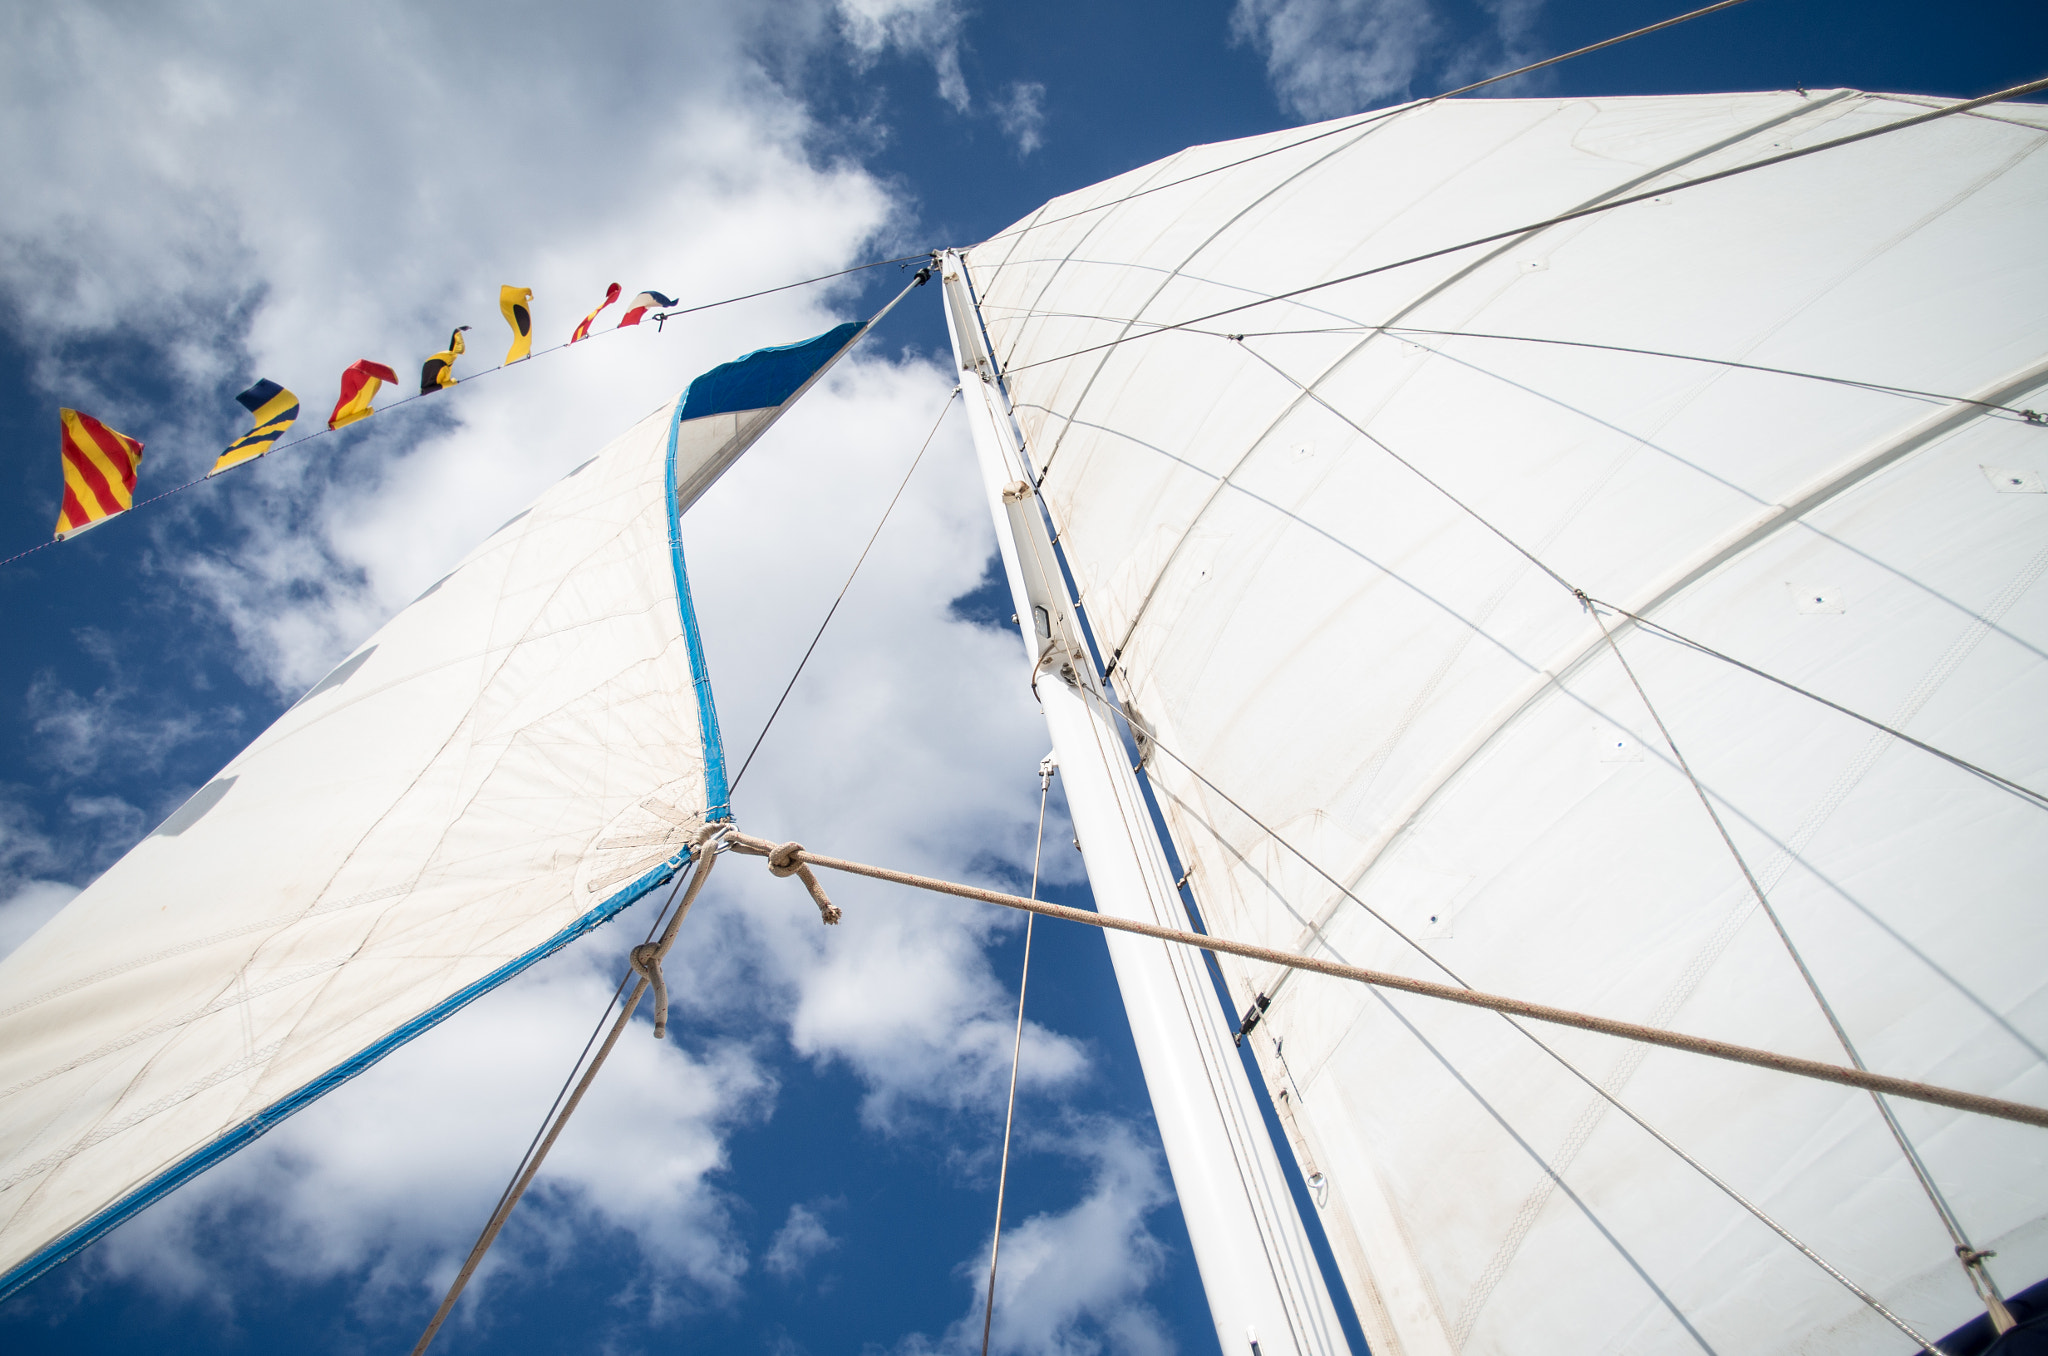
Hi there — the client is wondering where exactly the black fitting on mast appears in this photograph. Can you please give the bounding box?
[1234,993,1271,1047]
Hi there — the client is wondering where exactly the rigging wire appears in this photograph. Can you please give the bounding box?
[1075,689,1957,1353]
[412,835,725,1356]
[967,0,1761,256]
[972,304,2048,423]
[1601,600,2048,811]
[1227,324,2048,422]
[980,757,1053,1356]
[1583,600,2016,1326]
[0,253,936,571]
[727,385,962,795]
[1222,330,2016,1322]
[1000,73,2048,377]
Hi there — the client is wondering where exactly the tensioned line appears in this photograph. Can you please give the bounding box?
[966,0,1762,255]
[1000,74,2048,377]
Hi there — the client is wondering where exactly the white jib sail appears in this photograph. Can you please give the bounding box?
[0,313,881,1297]
[961,90,2048,1354]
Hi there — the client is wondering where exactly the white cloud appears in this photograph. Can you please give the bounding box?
[992,81,1048,156]
[764,1202,840,1279]
[837,0,973,111]
[0,881,77,961]
[91,947,773,1325]
[0,0,1134,1329]
[1231,0,1547,121]
[898,1117,1177,1356]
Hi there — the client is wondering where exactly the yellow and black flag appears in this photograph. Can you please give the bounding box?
[500,286,533,364]
[54,408,145,540]
[420,326,470,394]
[210,380,300,477]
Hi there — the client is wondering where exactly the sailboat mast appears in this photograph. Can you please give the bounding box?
[939,253,1348,1356]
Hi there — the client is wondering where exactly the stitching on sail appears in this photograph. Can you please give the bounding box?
[0,883,414,1024]
[0,1041,285,1194]
[0,962,345,1105]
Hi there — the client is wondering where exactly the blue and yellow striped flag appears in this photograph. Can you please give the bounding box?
[210,380,300,477]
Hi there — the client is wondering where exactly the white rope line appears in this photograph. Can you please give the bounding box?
[411,826,726,1356]
[981,757,1054,1356]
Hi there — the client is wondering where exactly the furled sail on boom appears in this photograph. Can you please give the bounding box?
[0,298,904,1300]
[953,90,2048,1354]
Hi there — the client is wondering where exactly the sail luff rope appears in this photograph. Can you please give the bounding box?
[1585,601,2016,1327]
[411,828,726,1356]
[729,386,962,794]
[1001,73,2048,378]
[965,0,1760,255]
[981,759,1052,1356]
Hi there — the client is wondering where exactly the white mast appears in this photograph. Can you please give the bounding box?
[941,252,1349,1356]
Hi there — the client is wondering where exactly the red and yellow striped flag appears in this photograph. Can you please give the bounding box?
[54,409,145,540]
[569,283,620,343]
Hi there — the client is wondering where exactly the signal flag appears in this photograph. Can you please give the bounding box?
[420,327,470,394]
[618,290,677,327]
[570,283,621,343]
[53,409,145,540]
[329,360,400,430]
[210,380,301,477]
[500,285,534,363]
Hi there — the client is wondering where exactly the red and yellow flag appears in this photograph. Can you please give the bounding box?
[569,283,620,343]
[54,409,145,540]
[329,360,400,429]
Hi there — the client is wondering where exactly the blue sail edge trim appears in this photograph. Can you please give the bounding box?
[0,849,694,1305]
[666,393,732,821]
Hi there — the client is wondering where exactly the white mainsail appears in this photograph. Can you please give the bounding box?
[0,314,886,1299]
[954,90,2048,1353]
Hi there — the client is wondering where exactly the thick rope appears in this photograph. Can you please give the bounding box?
[411,825,726,1355]
[982,756,1054,1356]
[723,831,2048,1130]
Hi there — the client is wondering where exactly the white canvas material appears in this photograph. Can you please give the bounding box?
[0,394,773,1294]
[962,90,2048,1354]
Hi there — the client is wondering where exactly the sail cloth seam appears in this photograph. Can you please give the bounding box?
[0,849,693,1306]
[1071,691,1964,1350]
[1001,76,2048,377]
[1583,602,2008,1313]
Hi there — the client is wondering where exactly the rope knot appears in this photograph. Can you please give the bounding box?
[763,840,841,924]
[768,841,805,877]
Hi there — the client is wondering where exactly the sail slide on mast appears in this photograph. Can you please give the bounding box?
[0,306,896,1301]
[957,90,2048,1354]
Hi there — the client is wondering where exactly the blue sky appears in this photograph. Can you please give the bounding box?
[0,2,2042,1354]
